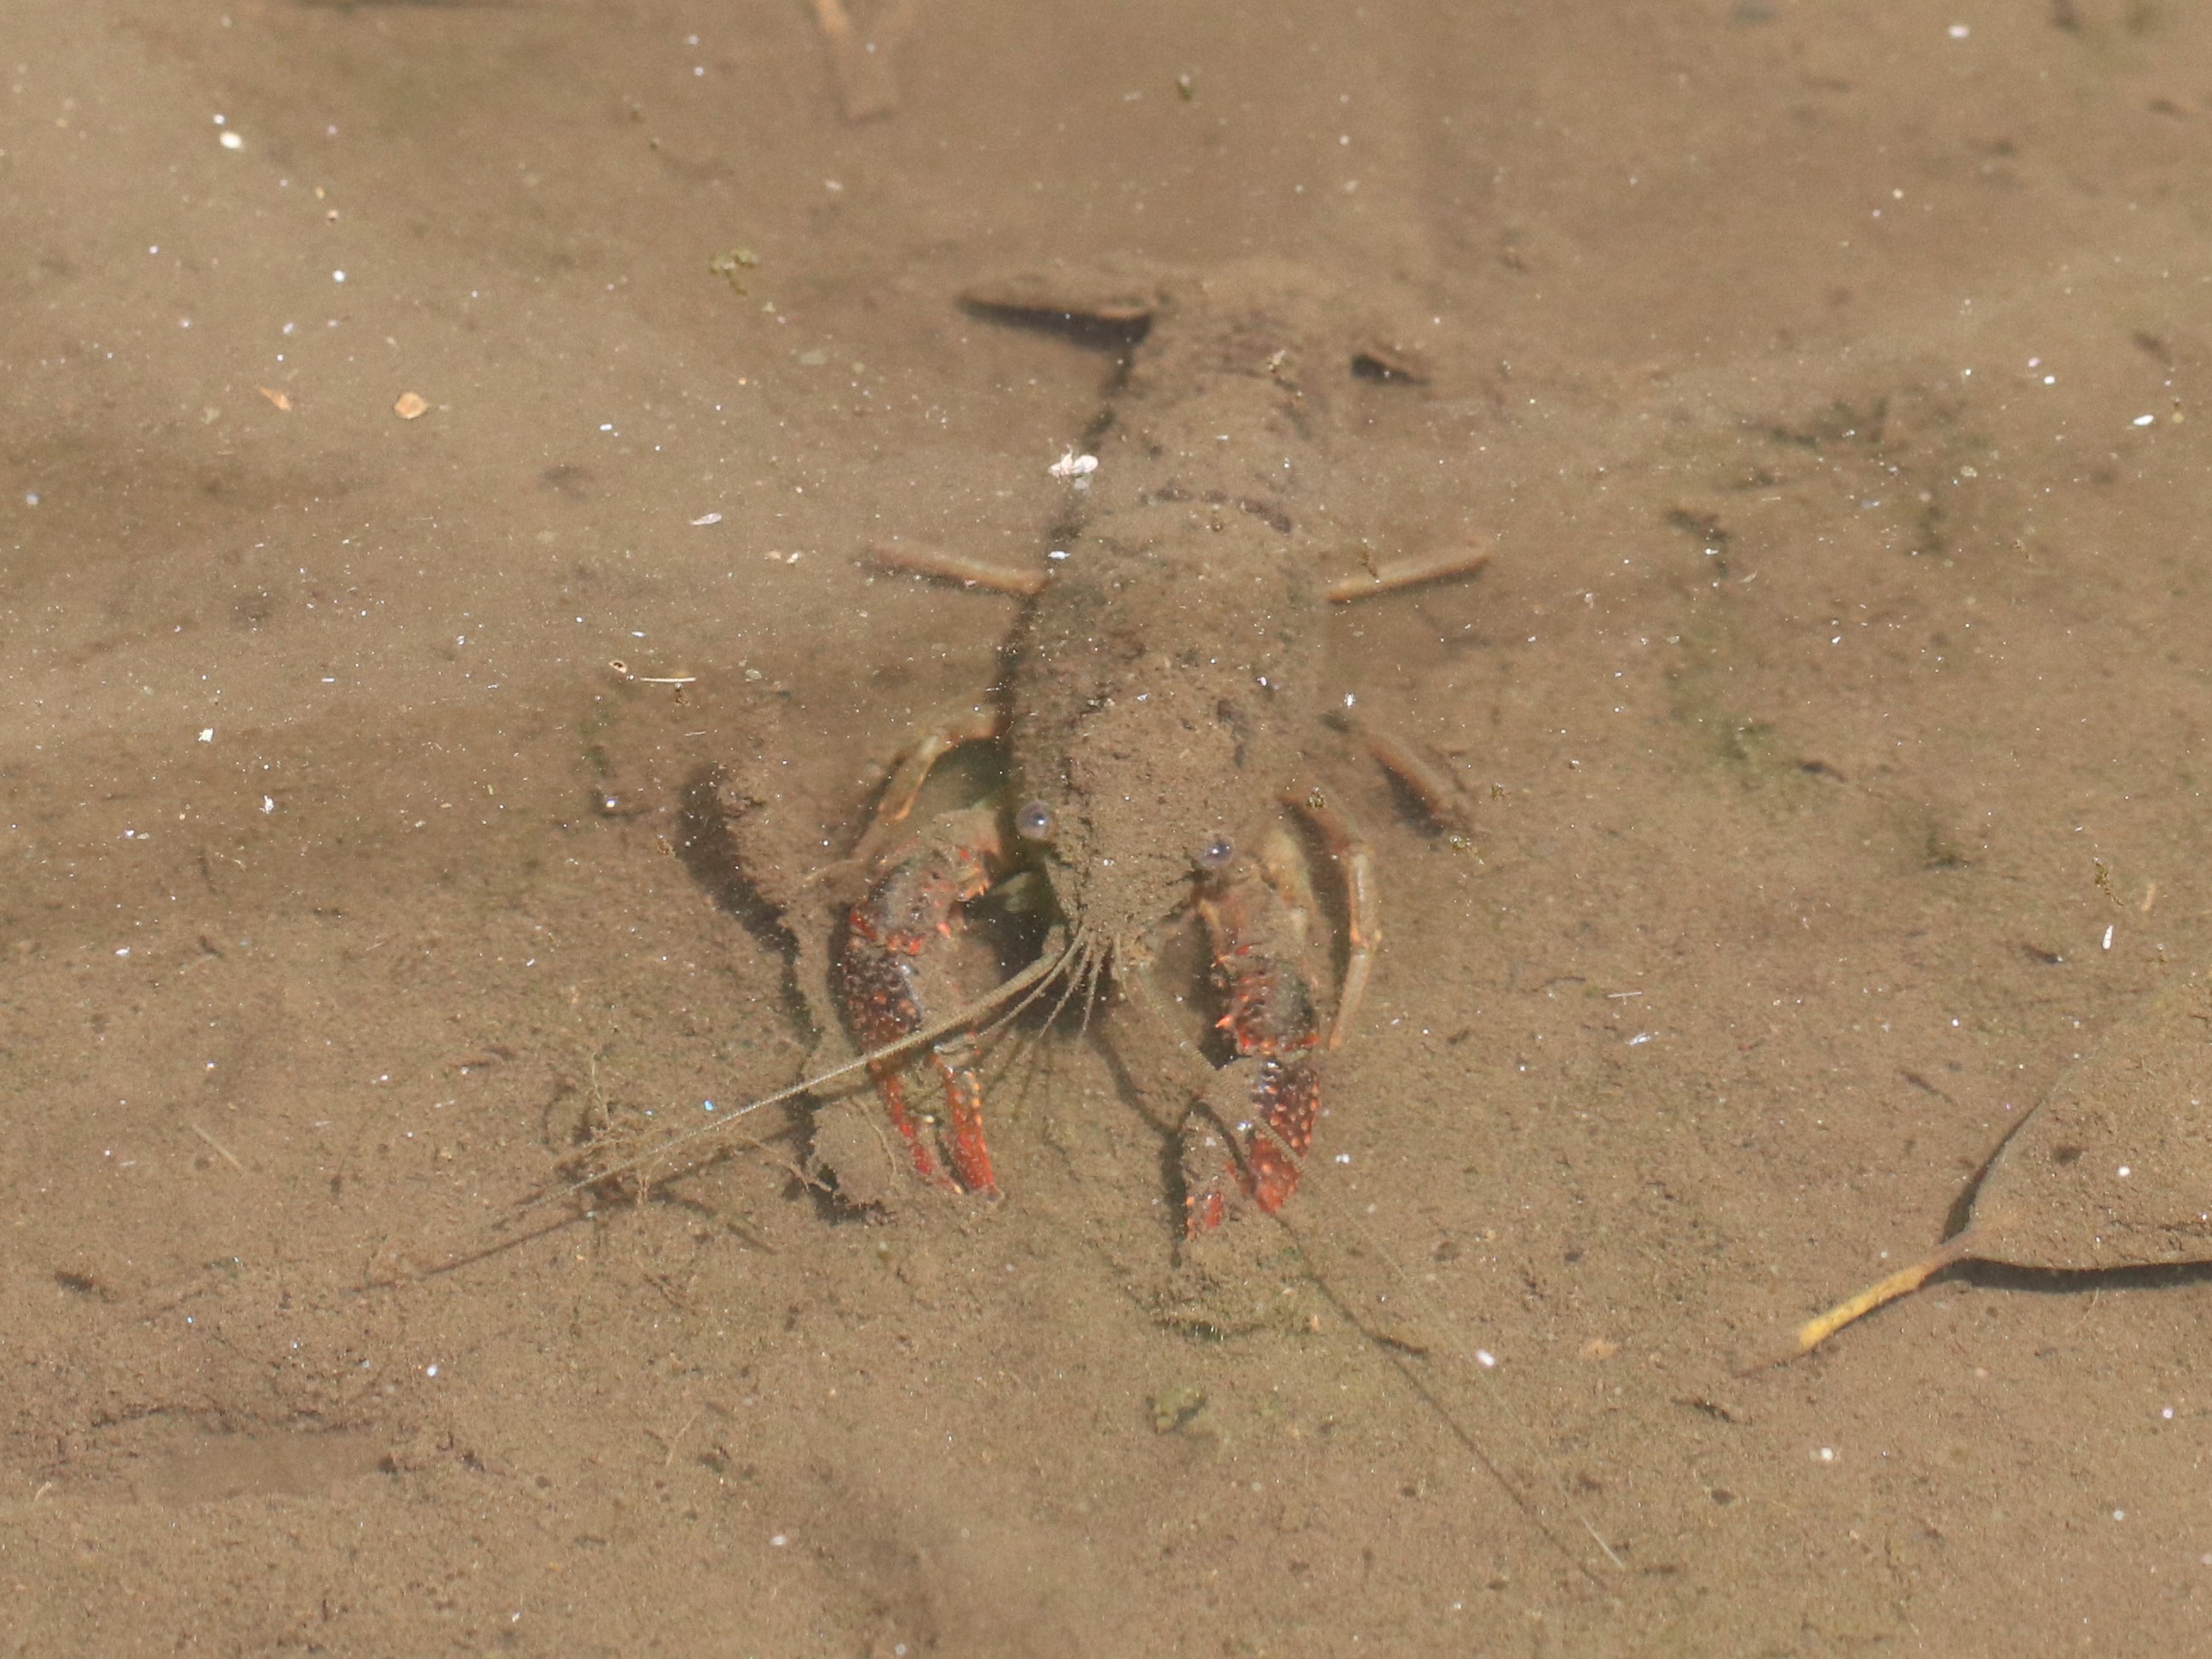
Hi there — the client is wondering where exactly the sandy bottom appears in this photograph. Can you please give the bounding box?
[6,3,2212,1654]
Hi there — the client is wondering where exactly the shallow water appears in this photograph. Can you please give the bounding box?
[6,3,2211,1653]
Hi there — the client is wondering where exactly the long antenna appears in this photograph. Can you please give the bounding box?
[515,927,1074,1216]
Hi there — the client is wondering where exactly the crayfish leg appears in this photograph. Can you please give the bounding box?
[1281,792,1380,1049]
[844,706,1004,875]
[1324,538,1490,603]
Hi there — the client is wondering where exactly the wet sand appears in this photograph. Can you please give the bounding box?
[6,3,2211,1653]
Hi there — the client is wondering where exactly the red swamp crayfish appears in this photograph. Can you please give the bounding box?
[799,258,1488,1234]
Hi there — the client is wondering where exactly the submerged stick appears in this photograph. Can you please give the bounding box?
[1741,1232,1977,1372]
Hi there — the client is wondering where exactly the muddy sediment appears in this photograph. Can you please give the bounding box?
[7,4,2212,1654]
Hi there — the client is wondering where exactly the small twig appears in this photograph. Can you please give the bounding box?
[650,1408,703,1467]
[190,1122,245,1173]
[608,659,698,686]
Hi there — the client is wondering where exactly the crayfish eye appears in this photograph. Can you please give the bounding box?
[1195,835,1237,871]
[1014,800,1058,841]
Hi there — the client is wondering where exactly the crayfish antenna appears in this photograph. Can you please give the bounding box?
[520,926,1077,1215]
